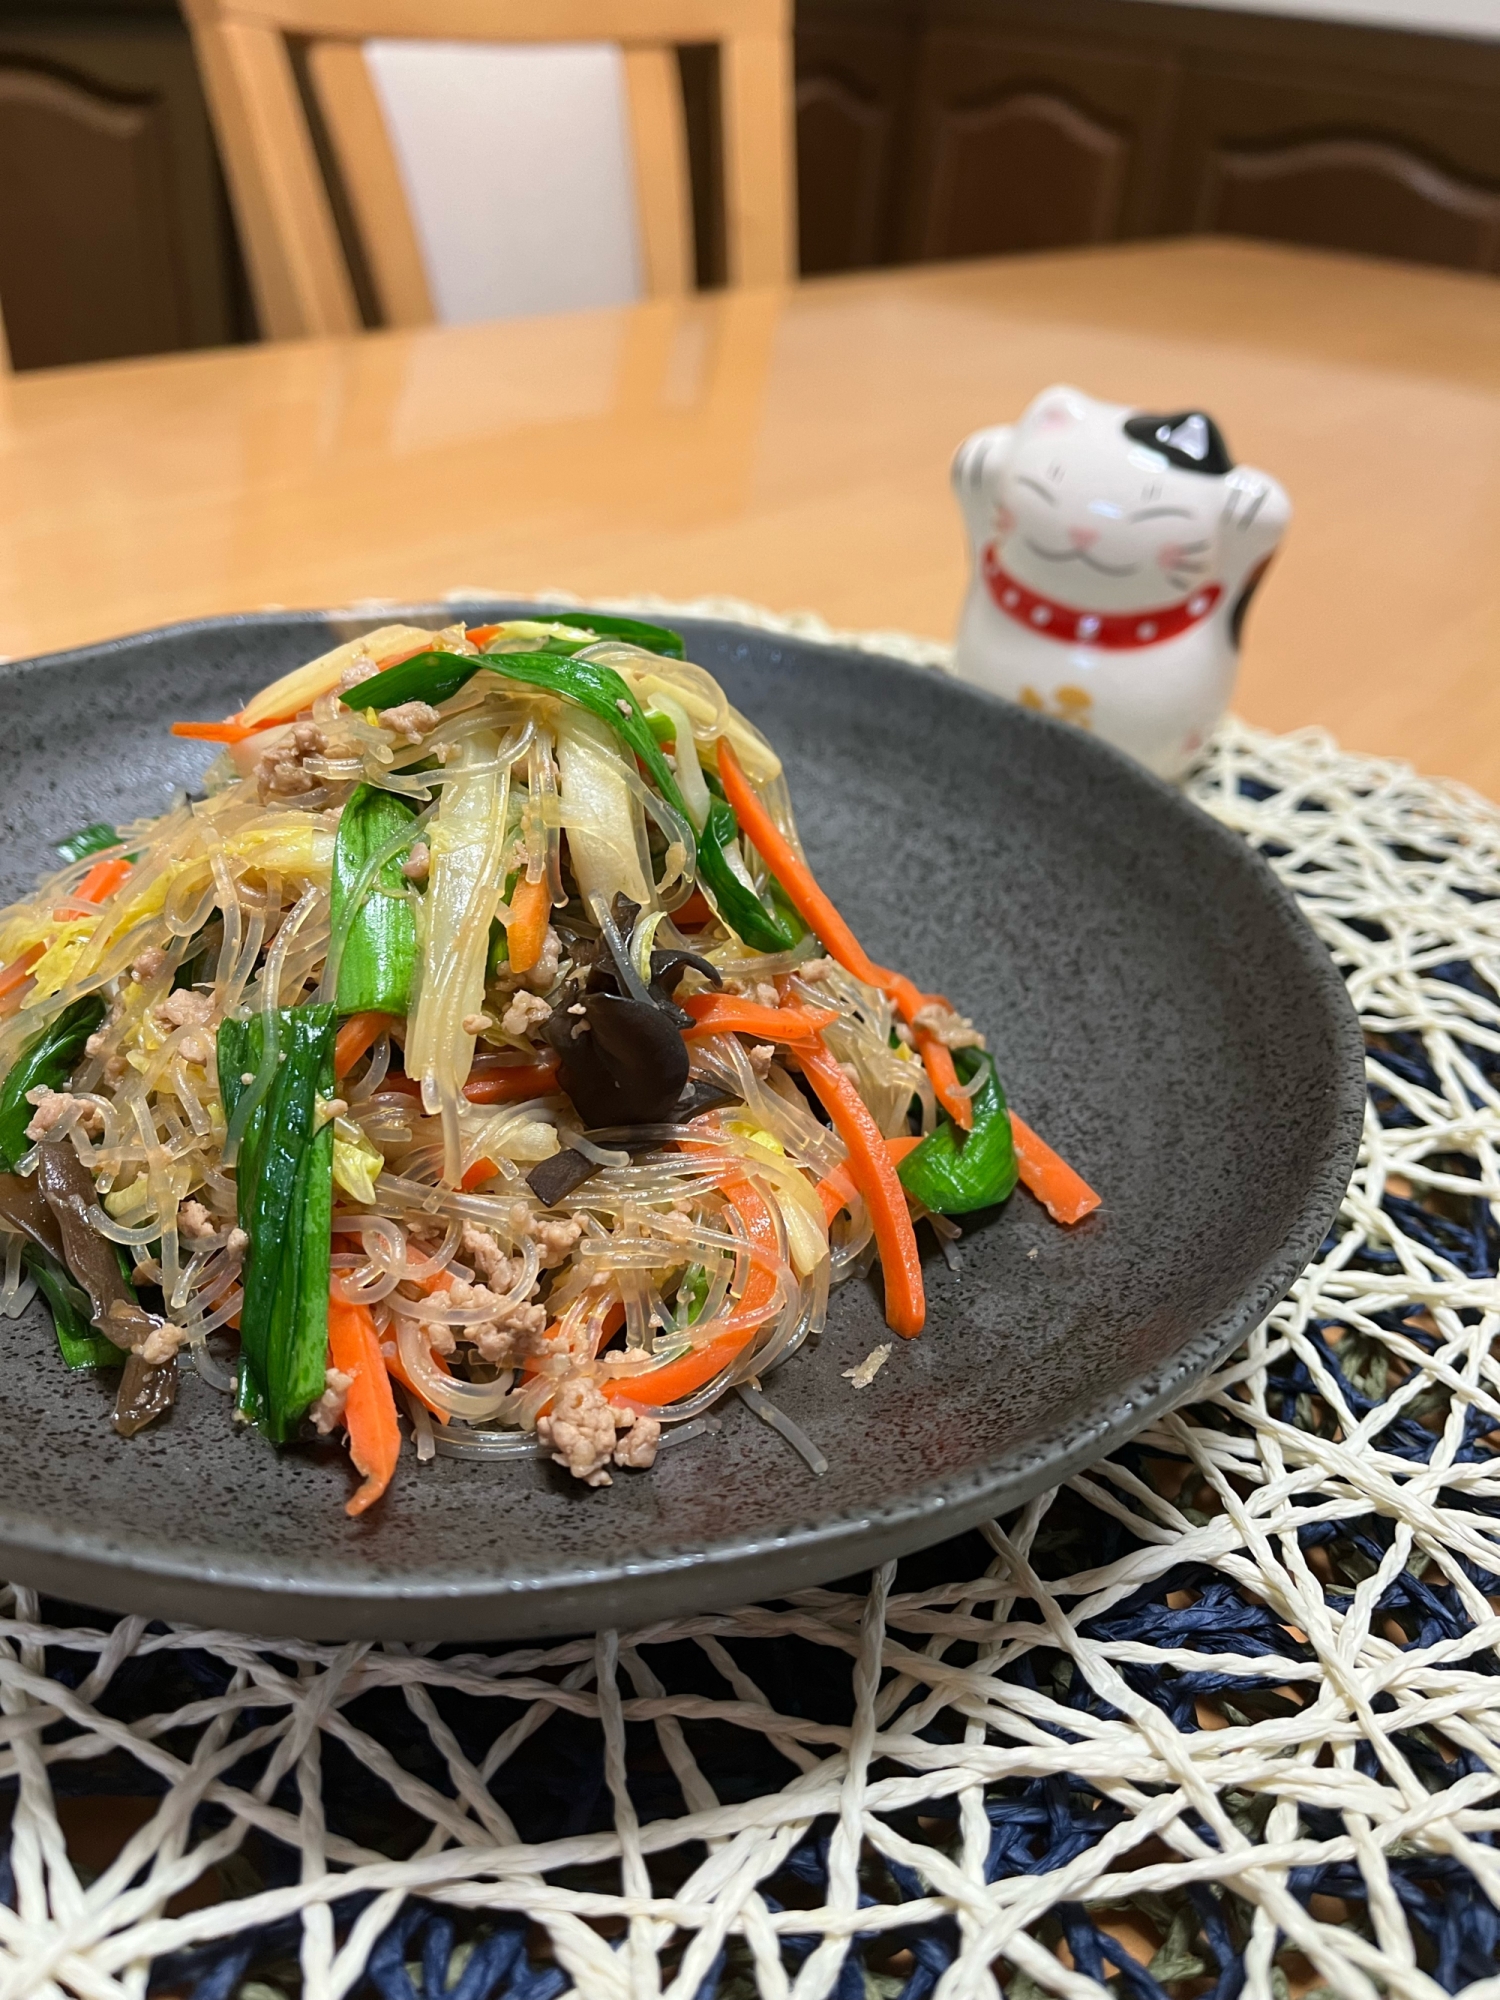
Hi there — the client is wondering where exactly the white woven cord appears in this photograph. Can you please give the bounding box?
[1,601,1499,2000]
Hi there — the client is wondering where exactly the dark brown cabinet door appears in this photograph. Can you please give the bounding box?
[0,8,250,370]
[795,17,919,272]
[898,25,1180,262]
[1166,68,1500,274]
[797,0,1500,281]
[0,57,186,367]
[1203,139,1500,271]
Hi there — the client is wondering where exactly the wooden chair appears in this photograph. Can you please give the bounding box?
[181,0,794,343]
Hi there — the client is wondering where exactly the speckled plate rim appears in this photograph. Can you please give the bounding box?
[0,606,1366,1637]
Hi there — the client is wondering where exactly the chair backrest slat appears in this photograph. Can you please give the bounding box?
[182,0,791,340]
[208,0,781,41]
[622,45,695,300]
[305,37,434,328]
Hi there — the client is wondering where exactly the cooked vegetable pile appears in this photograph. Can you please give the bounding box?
[0,614,1099,1511]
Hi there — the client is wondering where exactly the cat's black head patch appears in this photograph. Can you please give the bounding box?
[1123,410,1234,476]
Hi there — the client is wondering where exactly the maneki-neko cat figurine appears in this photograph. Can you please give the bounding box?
[952,385,1290,780]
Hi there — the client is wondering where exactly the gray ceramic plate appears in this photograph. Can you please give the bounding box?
[0,604,1363,1638]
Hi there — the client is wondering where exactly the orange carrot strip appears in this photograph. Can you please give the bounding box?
[815,1163,854,1228]
[716,739,885,986]
[604,1179,780,1409]
[170,718,261,744]
[1009,1113,1101,1225]
[718,741,978,1134]
[461,1056,560,1105]
[797,1043,925,1337]
[465,624,502,648]
[326,1293,402,1516]
[680,995,839,1044]
[0,946,42,1001]
[815,1135,922,1226]
[864,966,975,1134]
[380,1061,558,1106]
[673,889,715,930]
[334,1009,401,1078]
[876,967,924,1017]
[52,856,134,918]
[913,1032,974,1133]
[505,873,552,976]
[73,856,132,905]
[460,1157,499,1192]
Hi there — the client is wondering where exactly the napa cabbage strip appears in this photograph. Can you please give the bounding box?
[345,633,793,954]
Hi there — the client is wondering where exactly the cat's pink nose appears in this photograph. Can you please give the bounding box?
[1069,526,1100,549]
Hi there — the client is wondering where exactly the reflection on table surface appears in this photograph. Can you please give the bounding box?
[3,237,1499,794]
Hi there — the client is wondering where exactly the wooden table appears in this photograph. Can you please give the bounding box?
[4,237,1500,794]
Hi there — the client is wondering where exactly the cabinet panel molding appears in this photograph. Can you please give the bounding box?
[0,11,252,369]
[917,86,1129,257]
[0,54,187,367]
[796,67,895,269]
[801,0,1500,279]
[1199,136,1500,271]
[794,17,917,272]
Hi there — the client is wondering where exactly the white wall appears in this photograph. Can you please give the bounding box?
[1126,0,1500,37]
[364,41,643,326]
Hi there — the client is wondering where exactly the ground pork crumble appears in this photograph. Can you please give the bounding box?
[152,986,217,1065]
[911,1001,985,1050]
[725,976,780,1008]
[136,1320,188,1368]
[493,925,562,999]
[500,989,552,1039]
[508,1206,582,1268]
[23,1089,103,1141]
[381,700,441,745]
[177,1199,217,1241]
[311,1368,354,1434]
[416,1269,548,1369]
[256,722,327,803]
[403,1218,659,1472]
[129,946,168,984]
[536,1374,661,1485]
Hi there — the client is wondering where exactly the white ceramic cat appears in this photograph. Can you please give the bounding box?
[952,384,1290,780]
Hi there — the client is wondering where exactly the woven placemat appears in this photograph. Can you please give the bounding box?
[3,600,1499,2000]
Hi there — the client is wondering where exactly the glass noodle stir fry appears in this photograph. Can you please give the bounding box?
[0,615,1099,1514]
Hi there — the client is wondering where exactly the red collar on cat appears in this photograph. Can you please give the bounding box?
[983,546,1222,649]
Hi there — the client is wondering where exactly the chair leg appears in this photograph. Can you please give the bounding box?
[306,38,435,329]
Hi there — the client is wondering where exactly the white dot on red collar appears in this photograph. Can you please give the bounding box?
[1031,605,1051,625]
[1189,595,1208,614]
[1137,621,1157,639]
[1003,589,1019,607]
[1078,615,1101,638]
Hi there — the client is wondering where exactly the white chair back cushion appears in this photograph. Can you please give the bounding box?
[364,40,643,324]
